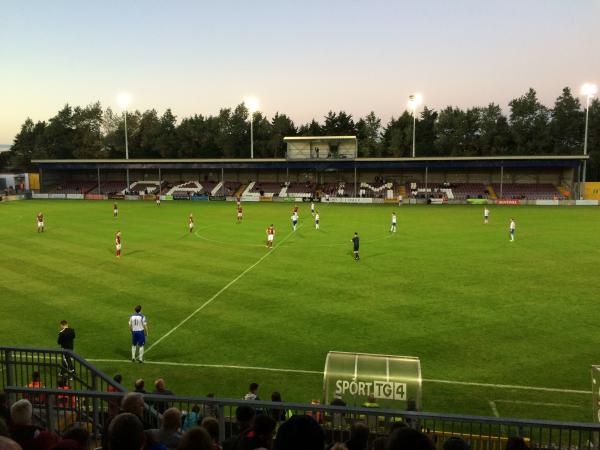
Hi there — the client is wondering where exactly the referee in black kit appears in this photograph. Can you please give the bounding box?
[351,232,360,261]
[58,320,76,377]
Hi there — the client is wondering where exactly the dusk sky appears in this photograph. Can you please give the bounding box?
[1,0,598,144]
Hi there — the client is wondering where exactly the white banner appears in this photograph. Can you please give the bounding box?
[576,200,599,206]
[536,200,559,206]
[66,193,84,200]
[327,197,373,204]
[49,193,66,199]
[32,193,49,199]
[240,196,260,202]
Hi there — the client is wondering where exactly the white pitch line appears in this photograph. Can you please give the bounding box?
[489,400,500,417]
[494,399,585,409]
[86,358,590,395]
[146,225,302,353]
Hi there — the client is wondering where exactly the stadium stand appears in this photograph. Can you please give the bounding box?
[359,181,397,198]
[48,181,97,194]
[127,181,163,195]
[248,182,283,197]
[167,181,203,197]
[492,183,565,200]
[286,182,316,198]
[88,181,127,195]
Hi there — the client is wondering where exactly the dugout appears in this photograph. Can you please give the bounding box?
[32,155,587,199]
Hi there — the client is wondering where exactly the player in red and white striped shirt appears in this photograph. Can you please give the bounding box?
[115,231,122,258]
[266,224,275,248]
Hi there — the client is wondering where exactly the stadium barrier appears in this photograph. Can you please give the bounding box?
[32,193,49,199]
[84,194,107,200]
[66,194,84,200]
[124,195,140,200]
[2,346,599,449]
[49,193,67,199]
[576,200,599,206]
[191,195,209,201]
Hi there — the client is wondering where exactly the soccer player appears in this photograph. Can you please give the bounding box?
[237,206,243,223]
[390,212,397,233]
[57,320,76,377]
[113,203,119,218]
[293,205,299,217]
[311,202,315,217]
[351,232,360,261]
[484,207,490,224]
[291,211,298,231]
[129,305,148,363]
[189,214,194,233]
[115,231,122,258]
[509,218,516,242]
[266,224,275,248]
[315,211,320,230]
[236,196,241,208]
[156,195,161,207]
[36,212,44,233]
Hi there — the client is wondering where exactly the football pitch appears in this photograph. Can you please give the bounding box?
[0,199,599,422]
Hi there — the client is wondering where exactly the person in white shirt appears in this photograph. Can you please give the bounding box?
[129,305,148,363]
[484,207,490,224]
[509,219,516,241]
[291,212,298,231]
[390,212,397,233]
[311,202,315,217]
[315,212,320,230]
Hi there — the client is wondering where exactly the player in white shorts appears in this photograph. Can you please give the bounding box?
[156,195,161,206]
[36,212,44,233]
[315,212,320,230]
[266,224,275,248]
[390,212,397,233]
[189,214,194,233]
[509,219,516,241]
[484,207,489,224]
[311,202,315,217]
[291,212,298,231]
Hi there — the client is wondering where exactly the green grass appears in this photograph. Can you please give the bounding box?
[0,199,598,422]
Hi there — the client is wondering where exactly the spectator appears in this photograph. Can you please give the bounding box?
[243,383,260,401]
[505,437,529,450]
[56,377,76,409]
[107,375,123,419]
[443,436,470,450]
[147,408,182,449]
[237,415,275,450]
[108,413,145,450]
[182,406,200,432]
[331,444,348,450]
[362,394,379,408]
[202,394,218,419]
[177,427,213,450]
[57,320,75,377]
[135,379,146,394]
[199,417,220,450]
[9,399,59,450]
[0,393,11,426]
[121,392,151,428]
[221,406,255,450]
[59,425,89,450]
[370,437,387,450]
[268,392,286,423]
[331,394,346,407]
[345,422,369,450]
[273,415,325,450]
[152,379,174,414]
[385,428,435,450]
[0,436,22,450]
[25,372,45,404]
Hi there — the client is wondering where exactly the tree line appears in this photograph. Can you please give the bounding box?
[3,86,600,178]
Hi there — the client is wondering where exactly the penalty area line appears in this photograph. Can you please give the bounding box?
[145,225,302,354]
[86,358,589,395]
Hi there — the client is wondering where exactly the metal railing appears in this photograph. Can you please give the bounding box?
[2,347,600,449]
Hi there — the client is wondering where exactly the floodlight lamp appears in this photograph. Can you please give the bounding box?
[117,92,131,110]
[581,83,598,98]
[408,93,423,110]
[244,96,260,113]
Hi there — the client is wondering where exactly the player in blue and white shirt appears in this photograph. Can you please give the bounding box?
[484,207,490,224]
[291,212,298,231]
[129,305,148,363]
[315,212,320,230]
[390,212,397,233]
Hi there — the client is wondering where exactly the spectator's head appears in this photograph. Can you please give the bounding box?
[248,383,259,394]
[444,436,471,450]
[386,428,435,450]
[367,394,376,403]
[113,374,123,384]
[206,393,214,398]
[371,437,388,450]
[60,320,68,329]
[235,405,255,429]
[10,400,32,426]
[274,415,325,450]
[154,379,165,392]
[191,404,200,414]
[31,371,40,382]
[271,391,282,402]
[121,392,144,418]
[505,437,529,450]
[177,427,213,450]
[135,305,142,313]
[62,424,90,450]
[161,408,181,431]
[248,415,276,448]
[0,436,22,450]
[134,379,144,391]
[200,417,219,444]
[348,422,370,448]
[108,413,145,450]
